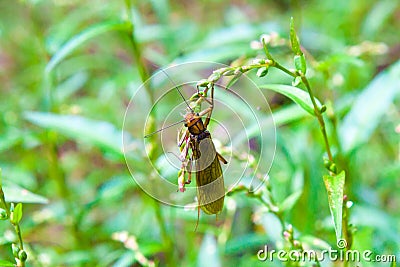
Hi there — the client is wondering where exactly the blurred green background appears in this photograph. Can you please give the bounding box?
[0,0,399,266]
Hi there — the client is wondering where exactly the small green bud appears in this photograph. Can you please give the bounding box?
[287,224,293,234]
[0,208,7,220]
[215,67,228,73]
[329,163,338,174]
[320,105,327,113]
[233,67,242,75]
[189,92,201,101]
[256,67,269,77]
[12,243,20,257]
[323,158,331,169]
[252,190,263,198]
[283,230,291,240]
[18,250,27,262]
[196,79,209,88]
[294,54,307,74]
[293,240,301,248]
[323,159,337,173]
[292,76,302,87]
[208,72,221,83]
[241,65,250,72]
[222,69,235,76]
[251,58,265,65]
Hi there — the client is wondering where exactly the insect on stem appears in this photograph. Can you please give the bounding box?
[143,68,227,230]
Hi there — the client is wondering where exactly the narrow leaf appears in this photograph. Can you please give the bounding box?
[323,171,345,242]
[46,21,130,73]
[24,112,136,160]
[11,203,23,224]
[3,181,48,204]
[290,17,301,55]
[259,84,322,116]
[279,190,303,212]
[339,60,400,153]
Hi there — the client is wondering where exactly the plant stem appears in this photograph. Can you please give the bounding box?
[0,187,25,266]
[273,62,297,78]
[300,76,333,161]
[0,187,10,218]
[153,199,174,258]
[124,2,176,265]
[14,224,24,250]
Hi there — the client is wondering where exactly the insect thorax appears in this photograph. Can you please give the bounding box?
[185,114,206,136]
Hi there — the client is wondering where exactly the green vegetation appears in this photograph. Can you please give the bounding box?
[0,1,399,266]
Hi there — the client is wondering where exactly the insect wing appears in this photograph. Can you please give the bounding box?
[194,137,225,215]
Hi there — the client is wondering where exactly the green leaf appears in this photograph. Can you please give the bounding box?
[289,17,301,55]
[339,60,400,153]
[259,84,322,116]
[0,129,22,152]
[279,190,303,212]
[323,171,345,242]
[112,251,135,267]
[95,175,135,203]
[233,105,310,145]
[2,181,48,204]
[362,0,398,38]
[0,260,15,267]
[351,205,399,242]
[256,67,269,77]
[11,203,23,224]
[24,112,131,159]
[45,21,130,73]
[54,71,88,102]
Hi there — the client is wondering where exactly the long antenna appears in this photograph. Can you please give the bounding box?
[159,68,194,113]
[144,119,185,138]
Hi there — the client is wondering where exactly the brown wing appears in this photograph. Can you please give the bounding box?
[194,137,225,215]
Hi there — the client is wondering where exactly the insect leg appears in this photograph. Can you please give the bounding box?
[178,135,191,192]
[216,152,228,164]
[186,154,193,185]
[178,129,189,148]
[203,83,214,128]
